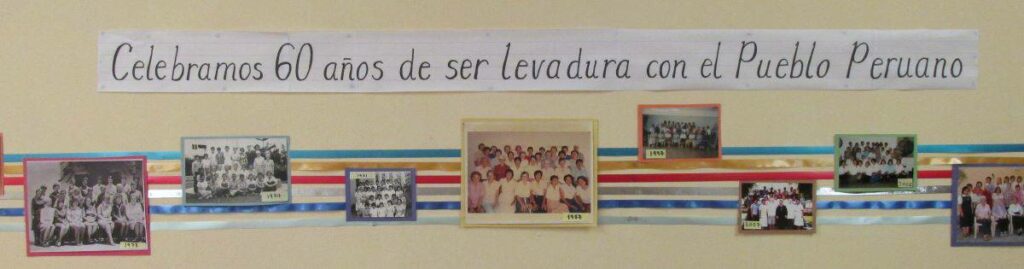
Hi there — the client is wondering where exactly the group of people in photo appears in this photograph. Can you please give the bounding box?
[643,120,718,152]
[28,162,147,248]
[466,143,592,214]
[184,140,289,201]
[958,175,1024,241]
[837,139,915,187]
[350,172,413,218]
[741,184,814,230]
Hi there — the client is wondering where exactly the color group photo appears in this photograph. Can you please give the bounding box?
[738,181,816,233]
[638,104,721,161]
[462,119,597,227]
[952,164,1024,246]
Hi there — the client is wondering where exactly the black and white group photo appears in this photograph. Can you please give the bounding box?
[346,169,416,221]
[953,165,1024,246]
[739,182,816,233]
[639,105,721,160]
[836,134,917,191]
[182,136,290,205]
[24,157,150,255]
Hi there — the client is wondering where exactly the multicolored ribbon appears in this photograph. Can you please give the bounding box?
[5,143,1024,161]
[0,215,951,232]
[0,200,954,217]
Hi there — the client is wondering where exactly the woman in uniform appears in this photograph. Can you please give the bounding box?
[496,170,518,213]
[543,175,568,213]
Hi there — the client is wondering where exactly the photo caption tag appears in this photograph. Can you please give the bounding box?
[261,191,287,202]
[562,213,585,222]
[743,221,761,230]
[897,178,914,188]
[645,149,666,159]
[119,241,148,249]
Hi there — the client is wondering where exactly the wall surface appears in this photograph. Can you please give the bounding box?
[0,1,1021,268]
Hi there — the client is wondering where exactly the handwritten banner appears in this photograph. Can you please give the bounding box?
[98,29,978,92]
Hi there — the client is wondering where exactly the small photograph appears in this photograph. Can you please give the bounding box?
[345,169,417,221]
[834,134,917,192]
[638,104,721,161]
[23,157,150,256]
[952,164,1024,247]
[738,181,816,233]
[181,136,290,206]
[462,119,597,227]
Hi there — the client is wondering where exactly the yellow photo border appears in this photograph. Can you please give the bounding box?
[460,118,598,228]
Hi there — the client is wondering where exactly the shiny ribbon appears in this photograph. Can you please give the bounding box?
[0,185,952,201]
[5,157,1023,176]
[0,200,954,217]
[816,186,951,196]
[0,169,964,186]
[6,143,1024,162]
[0,215,951,232]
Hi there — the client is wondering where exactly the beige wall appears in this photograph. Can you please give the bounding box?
[0,0,1021,268]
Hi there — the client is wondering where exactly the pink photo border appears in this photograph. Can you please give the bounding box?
[22,156,152,257]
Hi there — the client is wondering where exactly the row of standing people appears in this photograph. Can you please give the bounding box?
[959,176,1024,241]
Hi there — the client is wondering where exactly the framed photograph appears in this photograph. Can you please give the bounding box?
[738,181,816,233]
[22,156,151,256]
[345,168,417,222]
[637,104,721,161]
[951,164,1024,247]
[461,119,597,227]
[834,134,918,192]
[181,136,291,206]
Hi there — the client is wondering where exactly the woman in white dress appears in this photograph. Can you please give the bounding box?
[514,172,533,213]
[68,200,85,245]
[495,170,517,213]
[758,199,769,229]
[97,198,115,245]
[544,176,568,213]
[125,194,146,242]
[792,199,806,229]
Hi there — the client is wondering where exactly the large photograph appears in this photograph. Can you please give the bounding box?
[638,104,721,161]
[346,168,417,222]
[462,119,597,227]
[181,136,290,206]
[952,164,1024,246]
[834,134,917,192]
[23,157,150,256]
[738,181,816,233]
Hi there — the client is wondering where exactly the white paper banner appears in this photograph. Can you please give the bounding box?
[98,29,978,92]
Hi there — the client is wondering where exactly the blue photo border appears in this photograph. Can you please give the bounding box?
[345,168,418,222]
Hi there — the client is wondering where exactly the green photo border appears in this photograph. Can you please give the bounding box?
[833,134,918,193]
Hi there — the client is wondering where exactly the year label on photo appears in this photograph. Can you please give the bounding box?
[563,213,585,222]
[261,191,288,202]
[743,221,761,230]
[645,149,667,159]
[897,178,914,188]
[120,241,148,249]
